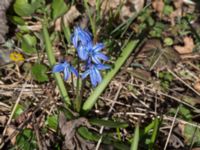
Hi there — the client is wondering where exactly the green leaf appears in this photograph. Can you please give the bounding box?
[78,127,130,150]
[16,129,37,150]
[9,16,25,25]
[130,123,140,150]
[148,118,160,149]
[179,105,192,120]
[163,5,174,15]
[78,127,100,141]
[169,105,192,120]
[21,34,37,54]
[14,0,42,17]
[164,37,173,46]
[13,104,24,119]
[62,23,71,44]
[31,63,49,82]
[52,0,68,20]
[45,115,58,130]
[89,119,129,128]
[184,124,200,145]
[14,0,35,16]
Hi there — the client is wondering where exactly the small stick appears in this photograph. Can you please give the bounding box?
[2,82,27,136]
[164,107,180,150]
[168,68,200,97]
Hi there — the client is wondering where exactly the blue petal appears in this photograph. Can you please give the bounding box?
[91,55,101,64]
[82,69,90,79]
[92,43,104,52]
[77,45,89,60]
[71,33,78,48]
[90,70,98,86]
[70,66,78,77]
[52,64,64,73]
[64,67,70,80]
[94,68,102,84]
[63,61,70,67]
[95,52,109,61]
[96,64,110,70]
[73,27,92,46]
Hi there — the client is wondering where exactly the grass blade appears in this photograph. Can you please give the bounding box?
[149,118,160,150]
[130,123,140,150]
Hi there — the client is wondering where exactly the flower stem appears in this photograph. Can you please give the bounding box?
[82,40,139,113]
[42,23,71,105]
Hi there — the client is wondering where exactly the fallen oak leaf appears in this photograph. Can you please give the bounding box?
[55,5,81,31]
[59,112,92,150]
[174,36,195,54]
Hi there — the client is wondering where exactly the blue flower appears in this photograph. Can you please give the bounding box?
[77,42,109,64]
[82,63,110,86]
[71,26,92,48]
[53,61,78,80]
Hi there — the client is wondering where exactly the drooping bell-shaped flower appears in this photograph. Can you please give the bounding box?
[82,63,110,86]
[53,61,78,80]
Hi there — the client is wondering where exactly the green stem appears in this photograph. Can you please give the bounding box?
[42,23,71,105]
[82,40,139,113]
[130,123,140,150]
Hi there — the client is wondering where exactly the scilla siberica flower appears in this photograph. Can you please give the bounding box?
[59,26,110,87]
[77,42,109,64]
[82,63,110,87]
[71,26,92,48]
[71,26,109,64]
[53,61,78,80]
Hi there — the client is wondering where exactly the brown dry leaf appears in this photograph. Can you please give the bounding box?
[88,0,143,21]
[27,22,42,31]
[0,116,7,125]
[174,36,195,54]
[170,0,183,25]
[152,0,165,17]
[59,113,92,150]
[55,5,81,31]
[120,0,144,21]
[133,0,145,12]
[194,81,200,92]
[174,0,184,9]
[93,0,122,11]
[139,39,180,70]
[5,125,18,145]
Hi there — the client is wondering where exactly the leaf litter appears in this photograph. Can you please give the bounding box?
[0,0,200,149]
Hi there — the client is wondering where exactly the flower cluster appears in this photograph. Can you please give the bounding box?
[53,26,110,86]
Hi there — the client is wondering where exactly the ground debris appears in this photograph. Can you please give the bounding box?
[59,113,94,150]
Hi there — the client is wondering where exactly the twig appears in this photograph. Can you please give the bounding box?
[168,68,200,97]
[123,82,199,111]
[0,99,48,148]
[2,82,27,136]
[33,115,43,150]
[189,123,198,150]
[164,107,180,150]
[163,115,200,129]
